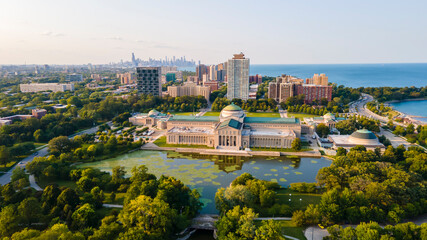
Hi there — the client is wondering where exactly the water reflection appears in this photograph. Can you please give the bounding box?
[78,150,329,213]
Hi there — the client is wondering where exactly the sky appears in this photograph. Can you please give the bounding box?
[0,0,427,65]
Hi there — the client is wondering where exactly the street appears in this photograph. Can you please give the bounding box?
[0,124,102,186]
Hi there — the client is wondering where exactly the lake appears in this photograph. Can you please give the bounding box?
[180,63,427,88]
[390,100,427,123]
[77,150,331,214]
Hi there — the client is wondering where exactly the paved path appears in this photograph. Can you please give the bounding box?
[103,204,123,208]
[0,124,102,186]
[255,217,292,221]
[29,174,43,191]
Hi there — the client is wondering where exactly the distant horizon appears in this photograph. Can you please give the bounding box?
[1,1,426,65]
[2,62,427,66]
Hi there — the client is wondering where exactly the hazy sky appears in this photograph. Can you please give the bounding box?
[1,0,426,65]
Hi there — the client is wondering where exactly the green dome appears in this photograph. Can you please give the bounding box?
[148,109,159,116]
[350,129,377,140]
[223,103,242,111]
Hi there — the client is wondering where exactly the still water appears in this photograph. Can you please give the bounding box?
[390,100,427,123]
[77,150,331,213]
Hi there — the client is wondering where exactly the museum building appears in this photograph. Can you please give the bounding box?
[166,103,301,150]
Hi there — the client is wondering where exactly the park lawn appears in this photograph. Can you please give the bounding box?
[170,112,195,116]
[276,188,322,211]
[104,192,126,205]
[277,220,307,240]
[245,112,280,117]
[0,160,18,173]
[203,111,220,116]
[254,220,306,240]
[287,113,318,119]
[38,178,77,189]
[250,147,313,152]
[153,136,214,149]
[96,207,115,219]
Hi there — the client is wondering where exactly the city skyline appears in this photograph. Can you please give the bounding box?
[1,1,426,65]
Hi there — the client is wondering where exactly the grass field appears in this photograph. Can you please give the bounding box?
[249,147,313,152]
[245,112,280,117]
[38,178,78,189]
[287,113,319,119]
[203,111,220,116]
[104,192,126,205]
[170,112,196,116]
[277,220,307,240]
[153,136,214,149]
[276,188,322,211]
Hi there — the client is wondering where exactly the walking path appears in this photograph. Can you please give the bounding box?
[0,123,103,186]
[103,204,124,208]
[29,175,42,191]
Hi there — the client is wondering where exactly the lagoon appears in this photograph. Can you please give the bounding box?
[77,150,331,214]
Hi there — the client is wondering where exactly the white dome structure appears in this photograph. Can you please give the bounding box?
[348,129,380,145]
[220,103,245,122]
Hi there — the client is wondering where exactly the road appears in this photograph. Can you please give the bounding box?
[0,124,102,186]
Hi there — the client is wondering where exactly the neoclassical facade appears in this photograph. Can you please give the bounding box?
[166,103,301,150]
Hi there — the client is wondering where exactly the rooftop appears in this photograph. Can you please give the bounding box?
[168,126,213,134]
[350,129,377,140]
[218,119,242,130]
[222,103,242,111]
[244,117,299,124]
[169,115,219,122]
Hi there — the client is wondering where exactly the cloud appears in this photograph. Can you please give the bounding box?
[107,36,123,41]
[41,31,65,37]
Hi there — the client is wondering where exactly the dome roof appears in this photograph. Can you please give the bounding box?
[350,129,377,140]
[223,103,242,111]
[324,112,336,120]
[220,103,244,121]
[148,109,159,117]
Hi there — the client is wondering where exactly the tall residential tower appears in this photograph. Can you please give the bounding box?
[227,53,249,101]
[136,67,161,96]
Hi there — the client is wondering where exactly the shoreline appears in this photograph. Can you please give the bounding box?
[385,97,427,104]
[386,98,427,124]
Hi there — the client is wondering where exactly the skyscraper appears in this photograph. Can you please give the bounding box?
[227,53,249,101]
[136,67,161,96]
[131,53,137,67]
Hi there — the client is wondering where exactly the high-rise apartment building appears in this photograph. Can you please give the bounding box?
[117,73,135,84]
[227,53,249,101]
[196,64,209,82]
[249,74,263,84]
[307,73,328,86]
[136,67,161,96]
[268,74,331,103]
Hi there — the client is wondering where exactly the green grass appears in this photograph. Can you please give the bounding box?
[277,220,307,240]
[203,111,220,116]
[104,192,126,205]
[250,147,313,152]
[287,113,318,119]
[245,112,280,117]
[0,161,18,173]
[170,112,196,116]
[153,136,214,149]
[38,178,77,189]
[276,188,322,211]
[254,220,306,240]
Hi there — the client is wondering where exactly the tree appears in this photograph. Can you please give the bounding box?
[57,188,80,209]
[89,216,123,240]
[18,197,42,227]
[0,206,18,237]
[336,147,347,156]
[48,136,73,155]
[215,206,258,240]
[254,220,286,240]
[316,123,330,138]
[291,138,301,151]
[119,195,180,239]
[71,203,97,230]
[0,145,11,167]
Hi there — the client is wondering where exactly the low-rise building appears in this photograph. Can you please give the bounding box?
[328,129,385,150]
[20,83,75,92]
[167,82,210,100]
[32,109,47,119]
